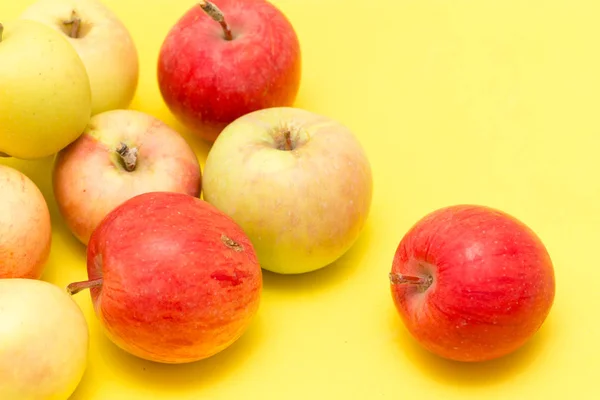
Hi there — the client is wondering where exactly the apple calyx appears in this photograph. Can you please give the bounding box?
[199,0,233,40]
[66,277,103,295]
[389,272,433,291]
[0,23,3,43]
[115,142,139,172]
[62,10,82,38]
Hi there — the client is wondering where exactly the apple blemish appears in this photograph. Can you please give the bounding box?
[199,0,233,41]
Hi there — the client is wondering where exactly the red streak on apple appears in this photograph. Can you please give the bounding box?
[390,204,556,362]
[157,0,302,142]
[77,191,262,363]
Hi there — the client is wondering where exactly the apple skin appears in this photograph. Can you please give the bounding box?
[202,107,373,274]
[0,278,89,400]
[20,0,139,116]
[52,109,202,246]
[389,204,556,362]
[157,0,302,142]
[0,165,52,279]
[80,191,262,364]
[0,19,92,159]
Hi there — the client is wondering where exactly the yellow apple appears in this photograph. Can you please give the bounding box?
[0,278,89,399]
[20,0,139,115]
[0,165,52,279]
[0,19,91,160]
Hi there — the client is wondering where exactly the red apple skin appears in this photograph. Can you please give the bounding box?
[157,0,302,142]
[86,191,262,364]
[390,204,556,362]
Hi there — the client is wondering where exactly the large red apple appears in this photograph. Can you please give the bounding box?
[389,204,556,362]
[52,109,202,246]
[66,191,262,364]
[157,0,302,142]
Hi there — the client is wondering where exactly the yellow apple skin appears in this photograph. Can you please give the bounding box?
[0,19,92,160]
[0,278,89,400]
[0,165,52,279]
[202,107,374,274]
[20,0,139,115]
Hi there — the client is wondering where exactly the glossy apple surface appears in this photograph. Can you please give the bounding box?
[67,191,262,364]
[389,204,556,362]
[0,19,91,159]
[0,278,89,399]
[20,0,139,115]
[52,109,202,245]
[157,0,301,142]
[0,164,52,279]
[202,107,373,274]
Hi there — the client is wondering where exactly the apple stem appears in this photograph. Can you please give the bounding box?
[389,272,433,288]
[199,0,233,40]
[63,10,81,38]
[0,152,10,157]
[283,130,293,150]
[115,142,139,172]
[66,277,103,295]
[0,23,4,43]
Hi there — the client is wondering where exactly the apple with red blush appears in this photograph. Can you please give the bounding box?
[67,191,263,364]
[157,0,302,142]
[389,204,556,362]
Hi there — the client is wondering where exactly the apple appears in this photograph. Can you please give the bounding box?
[0,19,91,160]
[0,165,52,279]
[52,109,202,246]
[20,0,139,116]
[202,107,373,274]
[389,204,556,362]
[66,191,262,364]
[157,0,302,142]
[0,278,89,399]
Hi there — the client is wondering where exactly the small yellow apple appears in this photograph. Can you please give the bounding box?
[0,165,52,279]
[0,19,92,160]
[0,278,89,400]
[20,0,140,115]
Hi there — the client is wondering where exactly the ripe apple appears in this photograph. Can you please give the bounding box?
[202,107,373,274]
[52,109,202,246]
[0,278,89,399]
[0,19,91,159]
[66,191,262,364]
[20,0,139,115]
[389,204,556,362]
[157,0,302,142]
[0,164,52,279]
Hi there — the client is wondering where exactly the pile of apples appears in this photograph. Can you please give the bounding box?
[0,0,556,398]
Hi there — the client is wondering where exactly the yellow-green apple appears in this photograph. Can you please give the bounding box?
[52,109,202,246]
[202,107,373,274]
[389,204,556,362]
[0,19,91,159]
[0,165,52,279]
[0,278,89,399]
[157,0,302,142]
[20,0,139,116]
[66,191,263,364]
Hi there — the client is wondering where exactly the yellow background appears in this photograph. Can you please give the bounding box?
[1,0,598,398]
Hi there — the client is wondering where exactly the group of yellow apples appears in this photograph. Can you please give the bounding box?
[1,0,557,399]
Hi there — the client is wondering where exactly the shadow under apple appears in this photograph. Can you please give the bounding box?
[261,220,374,296]
[71,311,267,397]
[388,306,557,387]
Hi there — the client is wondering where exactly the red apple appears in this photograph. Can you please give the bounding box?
[66,191,262,364]
[389,204,556,362]
[52,109,202,246]
[157,0,302,142]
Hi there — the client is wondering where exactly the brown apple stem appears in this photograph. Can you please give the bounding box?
[389,272,433,287]
[0,23,4,43]
[66,278,103,295]
[199,0,233,40]
[115,142,139,172]
[63,10,81,38]
[283,130,293,150]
